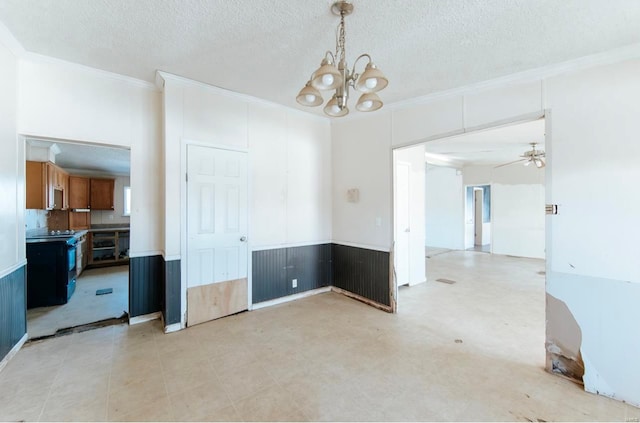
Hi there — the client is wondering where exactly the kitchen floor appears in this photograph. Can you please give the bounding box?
[27,265,128,339]
[2,252,639,421]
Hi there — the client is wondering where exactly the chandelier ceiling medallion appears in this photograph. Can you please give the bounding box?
[296,0,388,117]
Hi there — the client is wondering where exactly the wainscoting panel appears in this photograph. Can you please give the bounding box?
[252,244,332,304]
[332,244,391,307]
[0,266,26,361]
[129,255,163,318]
[164,259,181,325]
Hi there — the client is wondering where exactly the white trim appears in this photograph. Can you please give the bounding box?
[129,312,161,325]
[182,138,249,153]
[251,287,332,310]
[0,21,25,56]
[387,42,640,112]
[331,240,391,252]
[251,240,332,252]
[156,71,328,123]
[0,260,27,280]
[0,333,28,374]
[162,253,181,262]
[128,250,164,259]
[164,323,181,333]
[391,111,545,151]
[21,53,158,91]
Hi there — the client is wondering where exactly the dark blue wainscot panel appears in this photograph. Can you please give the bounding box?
[164,259,181,325]
[129,255,163,318]
[252,244,332,304]
[0,265,27,361]
[332,244,391,307]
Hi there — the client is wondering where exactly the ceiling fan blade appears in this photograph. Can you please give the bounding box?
[494,158,527,168]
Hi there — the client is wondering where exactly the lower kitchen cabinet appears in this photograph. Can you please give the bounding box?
[88,229,130,267]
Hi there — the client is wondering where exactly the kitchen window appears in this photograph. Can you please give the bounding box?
[123,186,131,216]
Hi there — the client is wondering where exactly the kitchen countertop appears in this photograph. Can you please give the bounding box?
[89,227,130,233]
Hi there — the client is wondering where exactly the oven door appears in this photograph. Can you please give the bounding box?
[67,242,77,300]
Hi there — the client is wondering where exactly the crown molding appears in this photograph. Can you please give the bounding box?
[156,70,329,123]
[388,42,640,111]
[0,21,25,57]
[21,52,158,91]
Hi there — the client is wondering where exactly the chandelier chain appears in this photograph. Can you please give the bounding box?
[337,13,346,64]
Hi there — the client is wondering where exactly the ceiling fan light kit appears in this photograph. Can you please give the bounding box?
[296,0,388,117]
[495,143,546,169]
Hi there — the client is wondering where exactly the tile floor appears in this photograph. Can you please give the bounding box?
[27,266,129,339]
[2,251,639,421]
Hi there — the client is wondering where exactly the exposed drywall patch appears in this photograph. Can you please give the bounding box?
[546,293,584,384]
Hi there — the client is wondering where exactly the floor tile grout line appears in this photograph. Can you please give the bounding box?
[35,332,75,421]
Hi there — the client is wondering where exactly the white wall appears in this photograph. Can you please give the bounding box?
[394,145,426,285]
[17,58,163,257]
[0,38,23,276]
[161,75,332,257]
[464,164,545,259]
[332,59,640,406]
[424,165,464,250]
[331,114,393,251]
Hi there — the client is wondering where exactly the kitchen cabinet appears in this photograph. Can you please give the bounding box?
[26,161,69,210]
[69,211,90,230]
[90,178,115,210]
[69,176,90,209]
[88,229,129,267]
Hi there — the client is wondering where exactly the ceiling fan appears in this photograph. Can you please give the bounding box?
[494,143,546,169]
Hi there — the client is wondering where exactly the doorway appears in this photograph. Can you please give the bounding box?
[185,144,249,326]
[394,117,547,367]
[24,138,131,339]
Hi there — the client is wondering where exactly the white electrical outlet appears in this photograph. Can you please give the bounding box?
[292,279,298,288]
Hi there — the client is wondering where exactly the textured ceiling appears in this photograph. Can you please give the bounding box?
[424,119,545,167]
[1,1,640,115]
[28,139,130,175]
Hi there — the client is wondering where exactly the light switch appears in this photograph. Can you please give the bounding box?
[347,188,359,203]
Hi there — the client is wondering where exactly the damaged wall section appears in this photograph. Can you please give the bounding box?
[545,293,584,383]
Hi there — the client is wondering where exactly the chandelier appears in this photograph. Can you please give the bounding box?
[296,0,388,117]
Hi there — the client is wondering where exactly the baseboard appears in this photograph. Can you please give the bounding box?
[331,286,393,313]
[129,311,161,325]
[164,322,181,333]
[0,333,28,374]
[252,286,331,310]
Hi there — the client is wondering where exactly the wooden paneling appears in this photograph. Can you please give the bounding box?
[129,255,163,318]
[187,278,247,326]
[252,244,331,304]
[164,259,181,325]
[0,266,26,361]
[90,178,115,210]
[332,244,391,307]
[69,176,90,209]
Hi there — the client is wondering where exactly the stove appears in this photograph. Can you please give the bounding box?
[26,230,78,308]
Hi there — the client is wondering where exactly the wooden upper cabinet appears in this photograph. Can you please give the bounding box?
[69,176,91,209]
[90,178,115,210]
[26,161,69,210]
[26,161,47,209]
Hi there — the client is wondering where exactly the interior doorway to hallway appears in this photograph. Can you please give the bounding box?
[393,116,548,367]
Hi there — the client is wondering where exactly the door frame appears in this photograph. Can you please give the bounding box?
[390,110,548,313]
[393,159,412,289]
[180,139,251,330]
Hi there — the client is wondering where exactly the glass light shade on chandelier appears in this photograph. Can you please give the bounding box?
[324,95,349,117]
[295,0,388,117]
[356,92,383,112]
[354,63,388,93]
[296,82,323,106]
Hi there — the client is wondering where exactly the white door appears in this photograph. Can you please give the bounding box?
[186,145,248,326]
[394,161,411,287]
[474,189,483,246]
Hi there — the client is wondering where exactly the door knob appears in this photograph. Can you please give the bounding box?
[240,236,247,242]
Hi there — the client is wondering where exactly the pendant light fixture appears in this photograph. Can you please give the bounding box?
[296,0,388,117]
